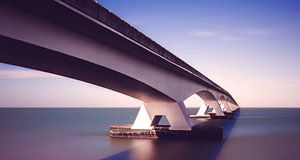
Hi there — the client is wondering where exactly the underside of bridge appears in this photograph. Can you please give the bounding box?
[0,1,239,131]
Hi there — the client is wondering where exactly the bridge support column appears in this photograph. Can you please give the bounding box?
[196,91,225,117]
[230,103,239,111]
[195,101,209,116]
[218,99,232,113]
[131,104,152,130]
[132,101,193,130]
[226,101,234,111]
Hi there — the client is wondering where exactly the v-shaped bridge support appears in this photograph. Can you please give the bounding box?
[131,101,193,130]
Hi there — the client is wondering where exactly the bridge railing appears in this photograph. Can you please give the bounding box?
[62,1,198,74]
[61,0,229,95]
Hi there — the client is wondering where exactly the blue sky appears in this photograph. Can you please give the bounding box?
[0,0,300,107]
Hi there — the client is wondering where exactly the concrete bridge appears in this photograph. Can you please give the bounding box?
[0,0,239,131]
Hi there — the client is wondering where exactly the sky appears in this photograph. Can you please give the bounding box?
[0,0,300,108]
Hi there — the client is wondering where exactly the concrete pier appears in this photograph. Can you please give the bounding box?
[110,124,223,140]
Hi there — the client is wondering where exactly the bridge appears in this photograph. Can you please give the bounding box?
[0,0,239,131]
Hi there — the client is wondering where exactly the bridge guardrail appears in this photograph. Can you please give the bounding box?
[61,0,230,95]
[62,1,199,74]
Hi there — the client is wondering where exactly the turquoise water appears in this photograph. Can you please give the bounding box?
[0,108,300,160]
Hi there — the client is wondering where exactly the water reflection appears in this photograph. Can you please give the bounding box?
[103,112,239,160]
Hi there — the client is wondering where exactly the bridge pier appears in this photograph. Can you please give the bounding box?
[111,101,223,140]
[195,91,225,117]
[231,103,240,111]
[194,101,210,117]
[132,101,193,130]
[219,97,232,113]
[189,91,239,119]
[227,99,239,111]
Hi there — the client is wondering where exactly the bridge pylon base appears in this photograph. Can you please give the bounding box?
[110,124,223,140]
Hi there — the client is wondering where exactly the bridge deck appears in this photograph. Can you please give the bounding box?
[61,0,230,95]
[2,0,235,101]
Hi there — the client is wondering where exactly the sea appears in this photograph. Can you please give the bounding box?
[0,108,300,160]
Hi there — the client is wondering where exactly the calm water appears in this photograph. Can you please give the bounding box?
[0,108,300,160]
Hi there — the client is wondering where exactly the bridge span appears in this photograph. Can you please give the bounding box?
[0,0,239,131]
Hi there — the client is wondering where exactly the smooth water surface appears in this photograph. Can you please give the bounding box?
[0,108,299,160]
